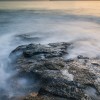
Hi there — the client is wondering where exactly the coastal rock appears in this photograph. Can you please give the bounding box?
[10,42,69,71]
[10,42,100,100]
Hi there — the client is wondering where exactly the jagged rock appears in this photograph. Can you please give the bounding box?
[10,42,69,72]
[10,42,100,100]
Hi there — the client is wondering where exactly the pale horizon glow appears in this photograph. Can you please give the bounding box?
[0,1,100,16]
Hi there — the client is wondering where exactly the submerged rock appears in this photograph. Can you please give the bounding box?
[10,42,100,100]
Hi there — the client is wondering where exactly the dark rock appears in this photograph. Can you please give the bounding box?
[77,55,89,59]
[10,42,100,100]
[10,42,69,72]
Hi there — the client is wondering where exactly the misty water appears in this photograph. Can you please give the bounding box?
[0,1,100,99]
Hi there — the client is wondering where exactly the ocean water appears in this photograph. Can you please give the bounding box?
[0,1,100,99]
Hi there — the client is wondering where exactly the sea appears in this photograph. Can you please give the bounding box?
[0,1,100,99]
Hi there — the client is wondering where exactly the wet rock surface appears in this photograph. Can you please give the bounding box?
[10,42,100,100]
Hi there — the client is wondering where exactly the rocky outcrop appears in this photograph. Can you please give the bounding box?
[10,42,100,100]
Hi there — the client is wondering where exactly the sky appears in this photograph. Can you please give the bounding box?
[0,0,97,1]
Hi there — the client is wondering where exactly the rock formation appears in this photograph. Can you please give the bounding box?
[9,42,100,100]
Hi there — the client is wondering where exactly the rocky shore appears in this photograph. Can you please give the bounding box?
[9,42,100,100]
